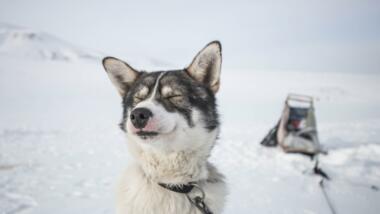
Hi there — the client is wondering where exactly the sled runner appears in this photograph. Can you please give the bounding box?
[261,94,324,156]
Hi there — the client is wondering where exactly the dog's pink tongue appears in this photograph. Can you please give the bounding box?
[142,119,157,132]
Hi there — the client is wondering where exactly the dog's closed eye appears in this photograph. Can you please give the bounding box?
[161,86,183,101]
[165,94,182,100]
[164,94,184,104]
[133,95,149,103]
[134,96,145,101]
[134,86,149,102]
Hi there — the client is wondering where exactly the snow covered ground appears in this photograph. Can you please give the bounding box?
[1,25,380,214]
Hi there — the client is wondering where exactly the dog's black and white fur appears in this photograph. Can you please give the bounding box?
[102,41,226,214]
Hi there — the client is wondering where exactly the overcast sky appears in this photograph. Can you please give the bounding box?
[1,0,379,72]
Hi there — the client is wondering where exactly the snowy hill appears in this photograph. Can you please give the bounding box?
[0,23,101,61]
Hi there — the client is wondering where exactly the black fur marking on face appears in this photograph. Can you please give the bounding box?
[118,70,219,132]
[157,70,219,131]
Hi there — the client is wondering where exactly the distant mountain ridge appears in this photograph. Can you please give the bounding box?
[0,23,101,61]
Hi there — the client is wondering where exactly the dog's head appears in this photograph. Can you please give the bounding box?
[102,41,222,152]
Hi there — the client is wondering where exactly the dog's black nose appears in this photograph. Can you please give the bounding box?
[130,108,153,129]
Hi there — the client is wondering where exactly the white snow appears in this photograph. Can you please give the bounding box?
[0,25,379,214]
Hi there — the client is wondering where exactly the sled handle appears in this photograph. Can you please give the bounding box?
[286,94,314,105]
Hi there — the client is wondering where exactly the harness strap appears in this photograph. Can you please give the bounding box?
[320,179,337,214]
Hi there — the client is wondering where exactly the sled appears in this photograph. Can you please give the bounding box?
[261,94,324,156]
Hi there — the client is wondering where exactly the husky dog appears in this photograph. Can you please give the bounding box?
[102,41,226,214]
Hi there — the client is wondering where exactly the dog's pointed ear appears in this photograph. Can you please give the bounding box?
[102,57,139,97]
[186,41,222,94]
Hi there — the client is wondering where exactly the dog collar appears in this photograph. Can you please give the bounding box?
[158,182,194,193]
[158,182,213,214]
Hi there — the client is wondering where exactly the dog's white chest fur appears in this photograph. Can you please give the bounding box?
[116,158,226,214]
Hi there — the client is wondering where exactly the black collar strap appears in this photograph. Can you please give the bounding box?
[158,182,213,214]
[158,182,194,194]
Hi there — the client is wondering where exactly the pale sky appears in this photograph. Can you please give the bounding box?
[1,0,379,72]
